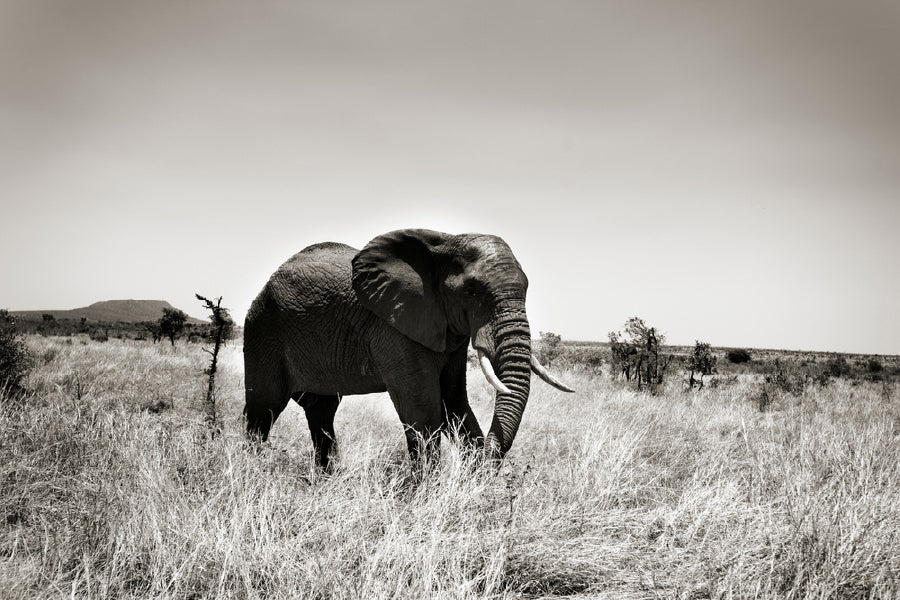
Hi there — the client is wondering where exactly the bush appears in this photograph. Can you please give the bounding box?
[0,310,33,389]
[89,329,109,343]
[686,341,717,390]
[765,359,808,396]
[536,331,563,367]
[563,346,604,375]
[727,349,752,364]
[824,355,852,379]
[867,359,883,374]
[752,360,808,412]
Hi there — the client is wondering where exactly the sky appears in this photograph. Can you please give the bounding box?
[1,0,898,355]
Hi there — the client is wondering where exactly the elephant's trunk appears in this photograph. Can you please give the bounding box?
[478,304,532,459]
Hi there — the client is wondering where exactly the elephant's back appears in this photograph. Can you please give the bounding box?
[298,241,357,255]
[278,242,359,290]
[244,241,383,394]
[250,242,359,320]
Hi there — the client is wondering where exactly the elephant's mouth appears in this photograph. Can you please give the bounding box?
[474,344,574,395]
[470,306,575,459]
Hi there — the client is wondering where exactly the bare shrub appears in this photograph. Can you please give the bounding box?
[196,294,234,432]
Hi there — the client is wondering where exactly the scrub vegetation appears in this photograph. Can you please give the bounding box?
[1,335,897,599]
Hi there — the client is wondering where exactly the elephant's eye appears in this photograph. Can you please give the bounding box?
[463,283,478,297]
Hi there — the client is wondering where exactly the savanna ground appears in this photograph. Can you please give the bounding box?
[1,336,898,599]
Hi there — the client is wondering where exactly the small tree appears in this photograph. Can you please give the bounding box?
[537,331,563,367]
[146,322,163,343]
[1,310,32,390]
[687,341,717,390]
[157,308,188,346]
[196,294,234,431]
[867,358,884,377]
[824,355,851,379]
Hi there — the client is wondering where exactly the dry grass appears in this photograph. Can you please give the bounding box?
[1,337,898,599]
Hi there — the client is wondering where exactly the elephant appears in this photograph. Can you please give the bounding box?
[243,229,573,470]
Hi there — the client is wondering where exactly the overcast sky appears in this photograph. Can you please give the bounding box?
[2,0,898,354]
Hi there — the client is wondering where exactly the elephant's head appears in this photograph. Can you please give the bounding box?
[351,229,573,458]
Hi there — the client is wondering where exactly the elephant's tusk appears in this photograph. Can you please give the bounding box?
[477,350,512,395]
[530,355,576,393]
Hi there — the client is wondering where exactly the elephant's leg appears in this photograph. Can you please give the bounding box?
[387,379,444,465]
[443,400,483,447]
[296,393,341,472]
[440,345,483,447]
[371,336,445,465]
[245,399,289,441]
[244,356,292,441]
[245,382,290,442]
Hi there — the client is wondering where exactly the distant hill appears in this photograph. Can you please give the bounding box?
[12,300,204,323]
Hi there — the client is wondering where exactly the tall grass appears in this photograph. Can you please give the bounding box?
[1,337,897,598]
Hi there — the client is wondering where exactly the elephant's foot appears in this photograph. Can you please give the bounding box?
[404,428,442,474]
[301,393,341,472]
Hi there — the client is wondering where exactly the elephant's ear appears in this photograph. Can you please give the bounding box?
[352,229,451,352]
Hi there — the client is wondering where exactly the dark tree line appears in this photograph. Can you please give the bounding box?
[13,310,236,346]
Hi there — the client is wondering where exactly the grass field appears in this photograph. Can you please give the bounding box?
[2,337,898,599]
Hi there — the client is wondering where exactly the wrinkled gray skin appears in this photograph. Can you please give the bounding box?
[244,229,558,470]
